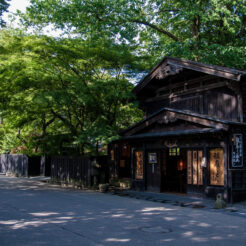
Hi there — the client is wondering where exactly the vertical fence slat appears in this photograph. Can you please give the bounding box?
[50,156,93,187]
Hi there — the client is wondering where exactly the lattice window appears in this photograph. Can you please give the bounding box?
[169,147,180,156]
[187,150,203,185]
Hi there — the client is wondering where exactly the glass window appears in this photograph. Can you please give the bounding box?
[210,148,224,186]
[169,147,180,156]
[187,150,203,185]
[135,151,144,179]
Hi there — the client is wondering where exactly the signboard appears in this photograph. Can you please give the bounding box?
[210,149,224,186]
[232,134,243,168]
[148,153,157,164]
[135,151,144,179]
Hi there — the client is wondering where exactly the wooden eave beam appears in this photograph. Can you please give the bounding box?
[167,60,242,81]
[123,110,228,137]
[133,57,245,95]
[146,80,227,103]
[169,112,228,130]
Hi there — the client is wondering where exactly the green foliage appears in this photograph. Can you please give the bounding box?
[0,29,143,155]
[2,0,246,155]
[0,0,9,26]
[22,0,246,69]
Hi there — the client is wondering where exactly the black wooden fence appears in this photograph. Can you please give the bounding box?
[0,154,42,177]
[50,156,108,186]
[51,156,92,186]
[0,154,108,187]
[0,154,30,177]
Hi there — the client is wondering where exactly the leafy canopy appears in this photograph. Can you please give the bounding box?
[22,0,246,69]
[0,0,10,26]
[0,29,143,155]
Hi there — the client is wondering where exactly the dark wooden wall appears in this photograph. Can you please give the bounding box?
[0,154,29,177]
[51,156,92,186]
[242,80,246,122]
[145,87,239,121]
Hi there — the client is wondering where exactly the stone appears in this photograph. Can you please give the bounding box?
[214,193,226,209]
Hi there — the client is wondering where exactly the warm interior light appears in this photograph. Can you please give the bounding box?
[177,159,184,171]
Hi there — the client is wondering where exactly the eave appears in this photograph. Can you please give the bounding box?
[133,57,246,95]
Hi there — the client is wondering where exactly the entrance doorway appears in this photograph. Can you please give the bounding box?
[146,151,161,192]
[161,148,187,193]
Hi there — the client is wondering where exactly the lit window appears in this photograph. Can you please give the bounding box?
[169,147,180,156]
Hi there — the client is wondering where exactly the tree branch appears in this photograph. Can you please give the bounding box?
[133,20,180,42]
[51,109,77,135]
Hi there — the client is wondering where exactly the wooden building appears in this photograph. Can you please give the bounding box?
[109,57,246,202]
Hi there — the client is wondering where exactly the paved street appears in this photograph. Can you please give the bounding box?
[0,175,246,246]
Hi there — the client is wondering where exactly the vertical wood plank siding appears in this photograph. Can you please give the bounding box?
[51,156,91,186]
[145,87,238,121]
[0,154,29,177]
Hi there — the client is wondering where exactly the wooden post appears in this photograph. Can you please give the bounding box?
[222,140,229,202]
[237,94,243,122]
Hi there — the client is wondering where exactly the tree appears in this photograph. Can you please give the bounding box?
[0,30,143,155]
[0,0,10,27]
[23,0,246,69]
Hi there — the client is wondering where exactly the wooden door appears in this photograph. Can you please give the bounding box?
[146,151,161,192]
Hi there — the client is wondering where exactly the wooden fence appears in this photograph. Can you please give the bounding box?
[0,154,40,177]
[50,156,108,187]
[50,156,92,186]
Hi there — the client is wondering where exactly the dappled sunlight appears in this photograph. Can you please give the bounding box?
[141,212,162,215]
[105,238,131,243]
[191,237,209,242]
[29,212,59,217]
[163,217,176,221]
[11,220,49,230]
[0,220,20,225]
[111,214,126,218]
[197,222,211,228]
[138,207,176,212]
[182,231,194,237]
[161,238,175,242]
[0,211,75,230]
[211,236,223,240]
[0,175,246,245]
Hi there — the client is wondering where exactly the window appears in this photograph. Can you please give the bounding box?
[210,148,224,186]
[135,151,144,179]
[169,147,180,156]
[187,150,203,185]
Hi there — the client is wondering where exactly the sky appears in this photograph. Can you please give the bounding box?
[3,0,63,37]
[3,0,30,24]
[8,0,30,13]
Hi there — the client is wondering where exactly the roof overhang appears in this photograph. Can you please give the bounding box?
[122,128,225,140]
[121,107,246,137]
[133,57,246,95]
